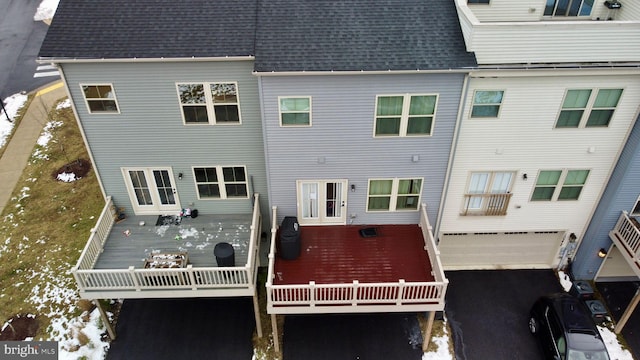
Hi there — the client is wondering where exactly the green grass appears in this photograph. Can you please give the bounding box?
[0,97,103,340]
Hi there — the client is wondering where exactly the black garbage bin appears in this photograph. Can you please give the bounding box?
[279,216,301,260]
[214,242,235,267]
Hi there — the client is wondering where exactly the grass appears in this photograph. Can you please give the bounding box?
[0,95,104,340]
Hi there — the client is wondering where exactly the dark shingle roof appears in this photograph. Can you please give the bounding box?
[38,0,258,59]
[254,0,477,71]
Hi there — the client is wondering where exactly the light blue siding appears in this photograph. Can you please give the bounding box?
[572,115,640,280]
[259,73,466,225]
[61,61,269,218]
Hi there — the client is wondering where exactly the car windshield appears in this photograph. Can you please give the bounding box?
[567,333,610,360]
[566,348,610,360]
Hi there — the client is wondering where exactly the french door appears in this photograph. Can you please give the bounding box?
[123,167,181,214]
[296,180,348,225]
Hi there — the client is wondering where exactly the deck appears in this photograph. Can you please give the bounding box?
[266,204,448,315]
[72,195,262,299]
[610,211,640,278]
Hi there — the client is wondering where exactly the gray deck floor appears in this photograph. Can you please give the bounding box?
[93,214,253,269]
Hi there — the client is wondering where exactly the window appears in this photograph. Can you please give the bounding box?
[471,90,504,118]
[193,166,248,199]
[374,94,437,137]
[177,82,240,124]
[544,0,594,16]
[531,169,589,201]
[367,178,423,211]
[279,97,311,126]
[556,89,622,128]
[468,0,490,4]
[631,196,640,215]
[81,84,119,113]
[463,172,513,215]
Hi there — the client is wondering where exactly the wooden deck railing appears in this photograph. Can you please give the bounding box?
[461,193,512,216]
[610,211,640,265]
[71,194,262,299]
[265,203,448,314]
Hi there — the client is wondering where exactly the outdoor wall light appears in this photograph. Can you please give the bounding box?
[522,173,528,181]
[598,248,608,258]
[178,172,183,180]
[350,184,356,192]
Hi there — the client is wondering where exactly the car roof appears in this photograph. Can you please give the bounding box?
[546,293,598,334]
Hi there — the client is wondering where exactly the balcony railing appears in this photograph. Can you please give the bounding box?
[71,194,262,299]
[461,193,512,216]
[265,203,448,314]
[610,211,640,270]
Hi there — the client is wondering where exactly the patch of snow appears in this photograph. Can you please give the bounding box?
[34,0,59,21]
[178,227,199,239]
[0,93,28,148]
[557,270,572,292]
[56,99,71,110]
[56,172,77,182]
[598,326,634,360]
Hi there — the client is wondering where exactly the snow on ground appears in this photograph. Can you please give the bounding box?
[0,93,28,148]
[598,325,634,360]
[34,0,59,21]
[422,322,453,360]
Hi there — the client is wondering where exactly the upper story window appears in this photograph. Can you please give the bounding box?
[367,178,423,212]
[463,172,514,215]
[81,84,119,113]
[193,165,248,199]
[555,89,623,128]
[531,169,590,201]
[374,94,437,137]
[544,0,594,17]
[632,196,640,216]
[468,0,490,3]
[279,97,311,126]
[471,90,504,118]
[177,82,241,125]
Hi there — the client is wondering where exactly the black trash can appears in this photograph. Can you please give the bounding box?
[214,242,235,267]
[279,216,301,260]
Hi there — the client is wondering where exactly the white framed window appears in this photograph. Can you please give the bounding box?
[366,178,423,212]
[632,196,640,216]
[192,165,248,199]
[279,97,311,126]
[544,0,594,17]
[177,82,241,125]
[531,169,590,201]
[470,90,504,118]
[374,94,437,137]
[468,0,490,4]
[555,88,623,128]
[81,84,119,113]
[463,172,514,215]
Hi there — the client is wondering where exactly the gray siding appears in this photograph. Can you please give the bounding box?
[61,61,269,219]
[572,115,640,280]
[259,73,466,225]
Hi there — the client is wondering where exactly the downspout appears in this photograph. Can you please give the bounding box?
[434,73,471,242]
[255,74,274,223]
[57,64,108,200]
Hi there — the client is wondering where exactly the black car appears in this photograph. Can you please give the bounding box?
[529,293,610,360]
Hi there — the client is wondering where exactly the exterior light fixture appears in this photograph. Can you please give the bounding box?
[178,172,183,180]
[522,173,528,181]
[598,248,608,258]
[350,184,356,192]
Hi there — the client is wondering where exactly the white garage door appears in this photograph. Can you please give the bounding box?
[438,231,565,270]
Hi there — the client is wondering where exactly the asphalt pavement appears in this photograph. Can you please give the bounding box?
[596,281,640,359]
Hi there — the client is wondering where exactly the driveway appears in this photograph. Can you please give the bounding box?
[107,297,255,360]
[445,269,564,360]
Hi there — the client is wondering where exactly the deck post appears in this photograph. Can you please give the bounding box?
[93,300,116,340]
[271,314,280,352]
[422,311,436,352]
[253,292,263,338]
[614,288,640,334]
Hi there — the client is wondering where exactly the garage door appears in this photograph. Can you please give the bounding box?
[438,231,564,270]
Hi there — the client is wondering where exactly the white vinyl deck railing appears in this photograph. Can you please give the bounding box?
[265,204,448,314]
[610,211,640,265]
[71,194,262,299]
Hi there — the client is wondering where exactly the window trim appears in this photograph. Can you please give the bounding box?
[467,0,490,4]
[278,96,312,127]
[366,177,423,212]
[373,94,438,138]
[555,88,623,129]
[80,83,120,114]
[530,169,590,201]
[470,90,504,118]
[631,195,640,216]
[176,82,242,125]
[192,165,249,200]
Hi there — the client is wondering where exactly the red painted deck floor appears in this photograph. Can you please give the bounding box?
[273,225,434,285]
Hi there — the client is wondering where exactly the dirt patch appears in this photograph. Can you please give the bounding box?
[0,314,39,340]
[52,158,91,182]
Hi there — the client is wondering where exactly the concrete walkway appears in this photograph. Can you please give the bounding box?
[0,81,66,214]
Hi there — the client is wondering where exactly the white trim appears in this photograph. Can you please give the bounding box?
[278,96,312,127]
[373,94,438,137]
[469,89,505,118]
[530,169,591,202]
[366,177,424,212]
[122,167,181,215]
[80,83,120,114]
[37,56,255,64]
[192,165,250,200]
[296,179,348,225]
[176,82,242,125]
[554,87,624,128]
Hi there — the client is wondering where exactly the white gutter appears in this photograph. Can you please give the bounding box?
[252,68,475,76]
[36,56,255,64]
